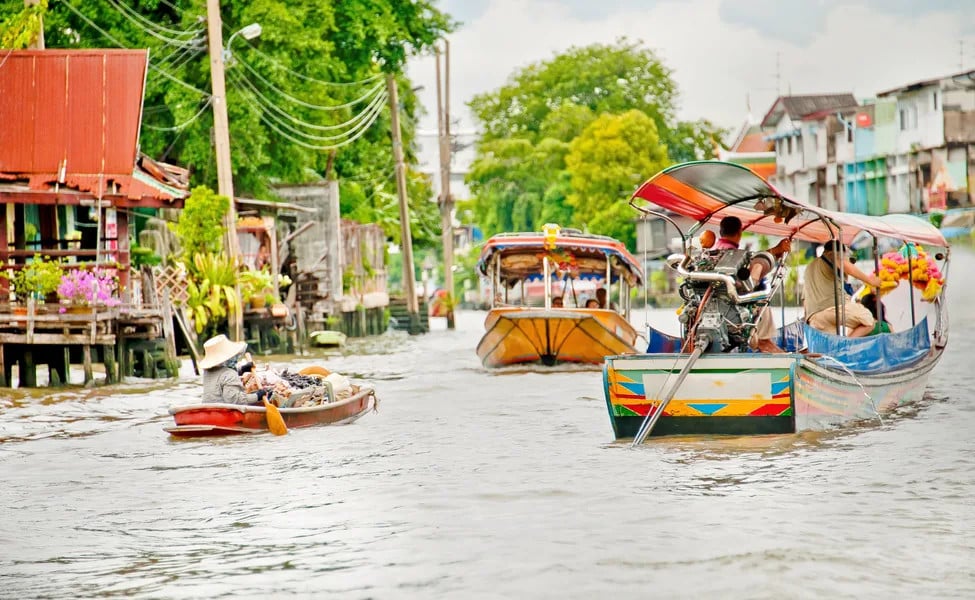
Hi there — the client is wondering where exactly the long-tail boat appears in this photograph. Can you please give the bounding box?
[605,161,949,442]
[476,226,645,368]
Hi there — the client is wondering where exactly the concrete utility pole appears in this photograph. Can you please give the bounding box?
[24,0,44,48]
[205,0,243,340]
[435,41,455,329]
[387,73,421,334]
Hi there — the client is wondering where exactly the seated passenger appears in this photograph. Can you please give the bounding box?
[860,292,893,335]
[199,334,272,405]
[595,288,617,311]
[551,296,564,308]
[585,298,599,308]
[803,240,882,337]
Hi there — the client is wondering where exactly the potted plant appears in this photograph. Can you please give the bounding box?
[57,268,121,313]
[239,268,275,309]
[3,254,63,307]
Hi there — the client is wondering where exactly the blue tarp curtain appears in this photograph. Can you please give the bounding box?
[804,318,931,373]
[646,327,683,353]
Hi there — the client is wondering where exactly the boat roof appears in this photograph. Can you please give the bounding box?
[631,161,947,247]
[477,230,644,284]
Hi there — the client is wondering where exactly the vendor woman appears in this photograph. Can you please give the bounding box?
[199,334,271,405]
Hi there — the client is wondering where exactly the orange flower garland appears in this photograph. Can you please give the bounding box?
[877,244,944,302]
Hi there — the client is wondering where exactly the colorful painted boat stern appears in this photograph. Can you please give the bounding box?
[604,354,800,438]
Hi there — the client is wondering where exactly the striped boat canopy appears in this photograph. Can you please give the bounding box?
[477,231,644,285]
[632,161,947,247]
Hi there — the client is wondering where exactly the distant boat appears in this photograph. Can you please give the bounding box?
[475,227,645,368]
[309,329,347,347]
[605,161,950,442]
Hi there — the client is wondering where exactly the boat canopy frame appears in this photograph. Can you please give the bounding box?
[630,161,949,337]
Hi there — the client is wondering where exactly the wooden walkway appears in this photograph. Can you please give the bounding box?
[0,302,178,387]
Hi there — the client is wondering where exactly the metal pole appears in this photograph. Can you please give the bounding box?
[631,344,705,446]
[906,243,917,326]
[387,74,421,333]
[543,256,551,308]
[206,0,243,341]
[872,236,883,326]
[435,42,455,328]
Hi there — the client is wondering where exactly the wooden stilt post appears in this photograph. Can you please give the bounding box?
[82,345,93,385]
[0,344,6,387]
[22,350,36,388]
[160,291,179,377]
[62,347,70,385]
[48,362,61,386]
[103,344,116,384]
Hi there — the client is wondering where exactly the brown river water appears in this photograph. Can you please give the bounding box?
[2,249,974,599]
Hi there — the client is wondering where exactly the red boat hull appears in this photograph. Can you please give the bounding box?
[165,387,376,437]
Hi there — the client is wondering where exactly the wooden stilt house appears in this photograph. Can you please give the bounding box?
[0,49,188,387]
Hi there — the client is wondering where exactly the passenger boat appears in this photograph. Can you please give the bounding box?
[605,161,949,441]
[165,380,376,437]
[476,227,644,368]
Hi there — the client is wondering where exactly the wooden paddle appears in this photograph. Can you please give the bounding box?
[262,397,288,436]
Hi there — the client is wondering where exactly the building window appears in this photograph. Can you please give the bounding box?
[933,91,939,111]
[899,105,918,131]
[847,126,853,143]
[787,137,793,154]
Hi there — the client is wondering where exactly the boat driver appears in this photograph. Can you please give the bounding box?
[200,334,273,405]
[712,216,792,353]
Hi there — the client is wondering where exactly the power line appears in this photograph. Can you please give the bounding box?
[142,97,213,131]
[230,71,387,133]
[235,37,383,89]
[60,0,209,97]
[102,0,203,47]
[229,72,387,143]
[238,88,388,151]
[234,54,386,112]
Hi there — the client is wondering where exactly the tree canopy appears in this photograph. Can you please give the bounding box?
[0,0,452,248]
[466,38,725,248]
[565,110,669,248]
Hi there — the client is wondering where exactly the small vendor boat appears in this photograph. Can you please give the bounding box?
[475,226,645,368]
[165,365,377,437]
[605,161,950,442]
[165,386,376,437]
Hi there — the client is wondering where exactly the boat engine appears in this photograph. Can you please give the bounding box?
[670,248,776,353]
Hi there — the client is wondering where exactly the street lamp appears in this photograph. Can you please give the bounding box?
[223,22,262,63]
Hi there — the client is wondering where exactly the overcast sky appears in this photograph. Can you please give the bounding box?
[407,0,975,141]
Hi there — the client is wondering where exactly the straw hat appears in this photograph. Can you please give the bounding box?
[199,334,247,370]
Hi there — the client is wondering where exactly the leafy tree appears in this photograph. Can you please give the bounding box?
[466,38,726,247]
[169,186,229,257]
[564,110,669,247]
[0,0,45,48]
[667,119,725,162]
[539,102,596,142]
[471,38,677,146]
[467,137,571,234]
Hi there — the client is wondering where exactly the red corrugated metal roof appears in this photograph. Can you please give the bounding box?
[0,49,181,201]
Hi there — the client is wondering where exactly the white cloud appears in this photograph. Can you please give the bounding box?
[407,0,975,149]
